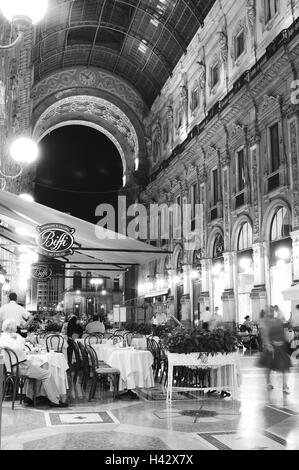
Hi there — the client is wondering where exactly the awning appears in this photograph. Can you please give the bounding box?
[0,190,169,276]
[144,289,169,299]
[282,284,299,301]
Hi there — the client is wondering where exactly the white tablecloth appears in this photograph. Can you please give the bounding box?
[27,352,69,396]
[92,344,154,391]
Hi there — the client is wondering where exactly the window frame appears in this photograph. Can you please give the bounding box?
[211,62,220,90]
[235,29,245,59]
[211,167,219,207]
[268,122,280,174]
[236,148,246,193]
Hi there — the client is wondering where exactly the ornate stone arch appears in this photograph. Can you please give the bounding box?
[231,215,254,251]
[261,198,292,242]
[207,226,225,259]
[32,95,142,178]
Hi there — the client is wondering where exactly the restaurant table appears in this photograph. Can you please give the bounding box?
[92,344,155,391]
[26,351,69,397]
[166,351,240,404]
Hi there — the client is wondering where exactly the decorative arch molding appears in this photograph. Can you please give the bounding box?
[231,215,254,251]
[261,198,292,241]
[32,95,141,174]
[36,120,126,175]
[207,226,225,259]
[31,67,147,121]
[172,243,184,270]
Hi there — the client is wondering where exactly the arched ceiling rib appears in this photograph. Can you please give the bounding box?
[33,0,216,107]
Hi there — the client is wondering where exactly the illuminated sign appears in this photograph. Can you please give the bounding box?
[32,264,52,281]
[37,224,75,258]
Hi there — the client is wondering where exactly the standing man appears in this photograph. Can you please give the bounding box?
[201,307,212,331]
[0,293,31,332]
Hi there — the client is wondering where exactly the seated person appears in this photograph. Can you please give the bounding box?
[85,315,105,335]
[0,319,67,407]
[66,315,83,340]
[241,316,253,333]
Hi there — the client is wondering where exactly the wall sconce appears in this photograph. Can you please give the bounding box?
[0,0,48,49]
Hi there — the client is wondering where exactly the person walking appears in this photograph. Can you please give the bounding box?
[258,309,291,394]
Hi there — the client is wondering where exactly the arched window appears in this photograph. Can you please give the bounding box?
[238,223,253,252]
[73,271,82,290]
[213,234,224,259]
[270,207,292,242]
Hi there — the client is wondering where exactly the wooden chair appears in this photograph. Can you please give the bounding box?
[77,342,90,392]
[84,334,102,346]
[1,347,37,409]
[85,345,120,401]
[67,338,82,387]
[45,334,65,353]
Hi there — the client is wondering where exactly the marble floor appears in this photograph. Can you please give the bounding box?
[1,354,299,450]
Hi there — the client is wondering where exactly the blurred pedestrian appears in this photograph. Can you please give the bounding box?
[258,309,291,394]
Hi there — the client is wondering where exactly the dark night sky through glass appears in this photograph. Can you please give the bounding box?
[34,125,123,224]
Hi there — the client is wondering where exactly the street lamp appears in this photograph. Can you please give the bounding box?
[0,137,40,190]
[0,0,48,49]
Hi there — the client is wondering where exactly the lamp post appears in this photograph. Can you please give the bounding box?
[0,0,48,49]
[90,278,104,315]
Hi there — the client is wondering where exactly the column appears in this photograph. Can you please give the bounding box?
[250,242,268,321]
[221,252,236,323]
[181,264,191,327]
[291,230,299,283]
[198,258,211,313]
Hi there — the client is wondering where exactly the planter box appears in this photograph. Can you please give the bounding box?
[166,351,238,367]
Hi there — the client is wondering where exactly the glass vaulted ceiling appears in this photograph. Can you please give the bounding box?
[33,0,216,107]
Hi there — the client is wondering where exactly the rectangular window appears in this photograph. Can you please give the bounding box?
[212,168,219,206]
[235,30,245,58]
[163,123,169,146]
[173,195,181,239]
[265,0,278,23]
[191,183,198,220]
[269,123,280,173]
[191,88,199,111]
[237,149,245,192]
[211,63,220,88]
[113,278,120,291]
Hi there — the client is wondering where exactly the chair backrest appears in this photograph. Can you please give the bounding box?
[0,347,20,375]
[84,334,102,346]
[46,334,65,352]
[85,345,99,372]
[77,341,90,369]
[112,335,123,345]
[24,343,32,351]
[67,338,82,367]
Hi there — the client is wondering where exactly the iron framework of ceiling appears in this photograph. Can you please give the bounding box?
[33,0,216,107]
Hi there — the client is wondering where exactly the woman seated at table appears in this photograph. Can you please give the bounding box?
[0,319,68,407]
[85,314,105,335]
[66,315,84,339]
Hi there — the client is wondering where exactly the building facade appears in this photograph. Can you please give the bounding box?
[138,0,299,326]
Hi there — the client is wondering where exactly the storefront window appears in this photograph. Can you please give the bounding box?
[269,207,292,319]
[237,223,254,323]
[212,234,224,315]
[270,207,291,241]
